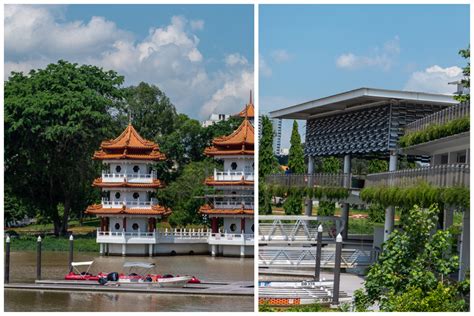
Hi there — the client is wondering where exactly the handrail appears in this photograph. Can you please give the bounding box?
[405,102,469,135]
[365,163,470,188]
[265,173,351,188]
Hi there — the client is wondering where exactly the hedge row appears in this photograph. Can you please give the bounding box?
[399,116,469,148]
[360,183,469,209]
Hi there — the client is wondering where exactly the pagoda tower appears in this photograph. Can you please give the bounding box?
[200,96,255,257]
[85,124,171,256]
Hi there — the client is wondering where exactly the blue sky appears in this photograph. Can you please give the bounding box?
[5,4,254,119]
[260,4,470,148]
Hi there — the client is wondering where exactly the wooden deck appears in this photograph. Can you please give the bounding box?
[5,279,254,297]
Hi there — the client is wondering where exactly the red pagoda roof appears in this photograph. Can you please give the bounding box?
[204,118,254,156]
[199,204,254,215]
[92,178,164,189]
[93,124,166,161]
[85,204,171,216]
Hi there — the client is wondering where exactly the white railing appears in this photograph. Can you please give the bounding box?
[214,200,254,209]
[96,229,254,244]
[101,171,157,183]
[214,169,254,181]
[101,198,158,209]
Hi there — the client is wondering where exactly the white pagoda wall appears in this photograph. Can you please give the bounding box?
[108,217,149,232]
[222,157,254,172]
[108,162,151,174]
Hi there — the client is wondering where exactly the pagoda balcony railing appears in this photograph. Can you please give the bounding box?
[365,163,469,188]
[214,169,254,181]
[265,173,352,188]
[101,171,157,184]
[404,102,469,135]
[101,198,159,209]
[214,200,254,209]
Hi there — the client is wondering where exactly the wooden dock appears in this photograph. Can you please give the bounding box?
[5,279,254,297]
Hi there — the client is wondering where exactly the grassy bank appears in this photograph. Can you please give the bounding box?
[7,235,99,252]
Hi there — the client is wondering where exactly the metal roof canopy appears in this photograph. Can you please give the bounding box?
[270,87,458,120]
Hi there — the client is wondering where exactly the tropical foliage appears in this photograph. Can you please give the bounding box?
[454,46,470,103]
[354,204,468,312]
[361,182,469,209]
[399,116,469,148]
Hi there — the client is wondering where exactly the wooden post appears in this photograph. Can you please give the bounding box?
[68,234,74,272]
[314,224,323,281]
[332,233,342,305]
[5,235,11,284]
[36,236,42,280]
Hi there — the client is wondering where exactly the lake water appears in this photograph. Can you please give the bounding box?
[4,251,254,312]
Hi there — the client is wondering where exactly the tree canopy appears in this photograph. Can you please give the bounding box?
[5,60,124,235]
[454,46,470,103]
[288,120,305,174]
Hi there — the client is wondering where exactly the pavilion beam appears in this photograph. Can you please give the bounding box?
[384,151,398,242]
[305,156,315,216]
[341,154,351,240]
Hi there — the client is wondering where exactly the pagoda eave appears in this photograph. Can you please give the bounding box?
[204,148,254,156]
[92,178,164,189]
[204,177,254,186]
[85,204,171,216]
[199,205,254,215]
[93,152,166,161]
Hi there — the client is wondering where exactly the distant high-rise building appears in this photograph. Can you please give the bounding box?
[258,115,282,155]
[201,113,231,127]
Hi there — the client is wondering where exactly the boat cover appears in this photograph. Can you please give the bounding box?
[123,262,156,268]
[71,261,94,266]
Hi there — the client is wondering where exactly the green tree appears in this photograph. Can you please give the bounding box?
[259,116,279,214]
[159,160,218,226]
[259,115,279,179]
[318,156,341,216]
[454,46,470,103]
[283,191,304,215]
[355,204,467,312]
[288,120,305,174]
[4,60,124,235]
[122,82,177,139]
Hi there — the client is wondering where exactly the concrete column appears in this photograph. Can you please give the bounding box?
[36,236,42,280]
[240,245,245,257]
[68,235,74,272]
[211,245,216,257]
[241,218,246,233]
[149,244,153,257]
[305,156,315,216]
[459,210,470,281]
[340,154,351,239]
[100,243,104,255]
[384,151,398,242]
[123,217,127,232]
[5,236,10,284]
[122,244,126,257]
[444,206,454,230]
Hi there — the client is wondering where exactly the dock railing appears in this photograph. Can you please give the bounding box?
[265,173,351,188]
[365,163,470,188]
[404,102,469,135]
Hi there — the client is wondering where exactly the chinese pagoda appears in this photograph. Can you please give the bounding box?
[85,124,171,256]
[200,97,255,257]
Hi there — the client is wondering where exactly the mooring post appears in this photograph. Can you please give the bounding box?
[5,235,11,284]
[332,233,342,305]
[315,224,323,281]
[68,234,74,272]
[36,236,42,280]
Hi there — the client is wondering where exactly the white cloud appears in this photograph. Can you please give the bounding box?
[4,5,253,119]
[200,69,254,117]
[271,49,290,63]
[259,56,272,77]
[225,53,248,66]
[404,65,463,94]
[336,36,400,71]
[190,19,204,31]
